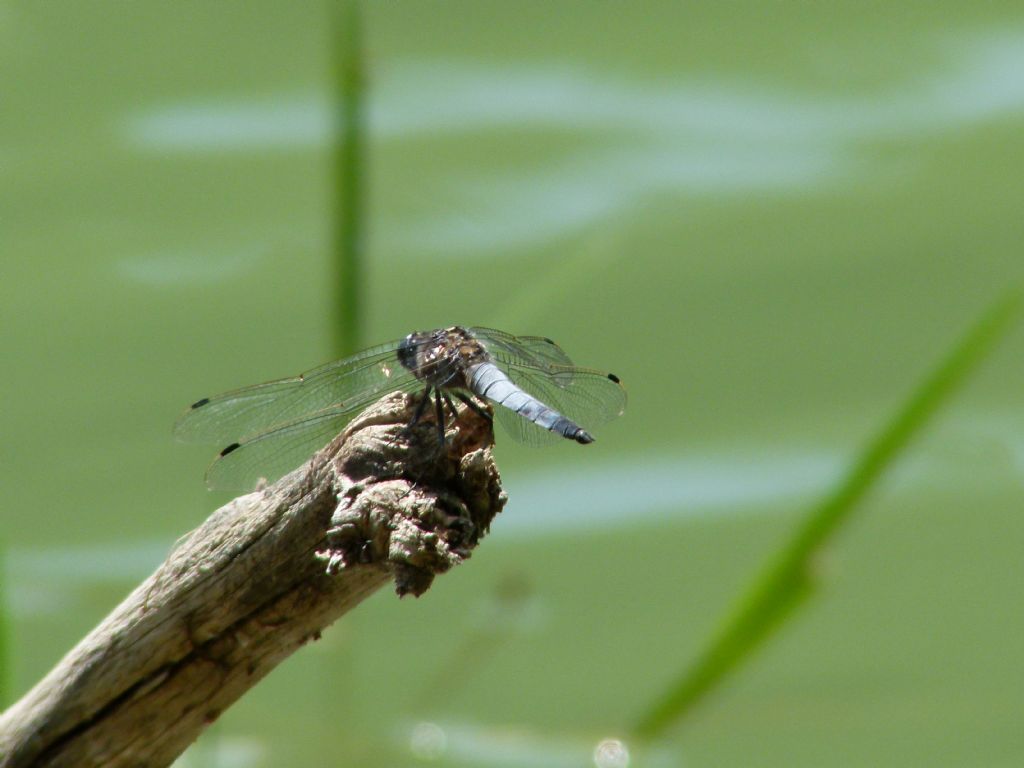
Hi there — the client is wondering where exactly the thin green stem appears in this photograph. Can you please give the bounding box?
[633,289,1022,739]
[0,549,9,707]
[331,0,366,358]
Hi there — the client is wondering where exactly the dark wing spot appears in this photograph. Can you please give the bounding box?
[191,397,211,409]
[219,442,241,457]
[607,373,621,384]
[543,337,555,345]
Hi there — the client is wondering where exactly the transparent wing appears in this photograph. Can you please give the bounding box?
[174,340,410,445]
[203,377,425,491]
[470,327,626,445]
[471,327,575,367]
[490,365,626,447]
[492,402,566,446]
[501,362,626,445]
[470,327,576,388]
[204,408,352,491]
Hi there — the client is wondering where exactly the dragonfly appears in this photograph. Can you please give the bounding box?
[175,326,626,491]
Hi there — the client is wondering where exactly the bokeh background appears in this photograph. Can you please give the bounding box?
[3,2,1024,766]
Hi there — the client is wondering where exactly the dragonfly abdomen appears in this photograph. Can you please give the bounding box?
[467,362,594,444]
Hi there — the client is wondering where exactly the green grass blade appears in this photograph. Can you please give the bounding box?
[331,0,366,358]
[0,549,9,706]
[633,289,1022,740]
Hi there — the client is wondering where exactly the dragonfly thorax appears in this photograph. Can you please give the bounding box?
[397,326,490,390]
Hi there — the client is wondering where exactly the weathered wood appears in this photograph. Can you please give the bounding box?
[0,393,504,767]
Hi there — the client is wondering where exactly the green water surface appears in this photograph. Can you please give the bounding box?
[2,2,1023,765]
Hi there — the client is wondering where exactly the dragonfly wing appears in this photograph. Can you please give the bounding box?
[497,362,626,446]
[470,327,576,386]
[491,402,566,446]
[470,327,624,445]
[205,408,354,491]
[174,340,410,445]
[203,373,424,491]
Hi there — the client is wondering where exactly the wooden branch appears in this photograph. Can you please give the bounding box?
[0,393,505,768]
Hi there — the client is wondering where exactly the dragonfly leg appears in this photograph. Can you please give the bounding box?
[433,389,446,446]
[441,391,457,417]
[389,386,434,450]
[408,386,433,430]
[453,391,492,423]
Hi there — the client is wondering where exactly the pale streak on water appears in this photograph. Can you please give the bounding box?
[5,449,837,615]
[119,31,1024,260]
[500,451,842,538]
[402,720,673,768]
[14,423,1019,617]
[116,244,269,285]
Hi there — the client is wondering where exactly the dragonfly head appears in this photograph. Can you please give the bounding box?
[397,331,429,373]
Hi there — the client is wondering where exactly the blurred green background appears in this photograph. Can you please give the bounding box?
[3,2,1024,766]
